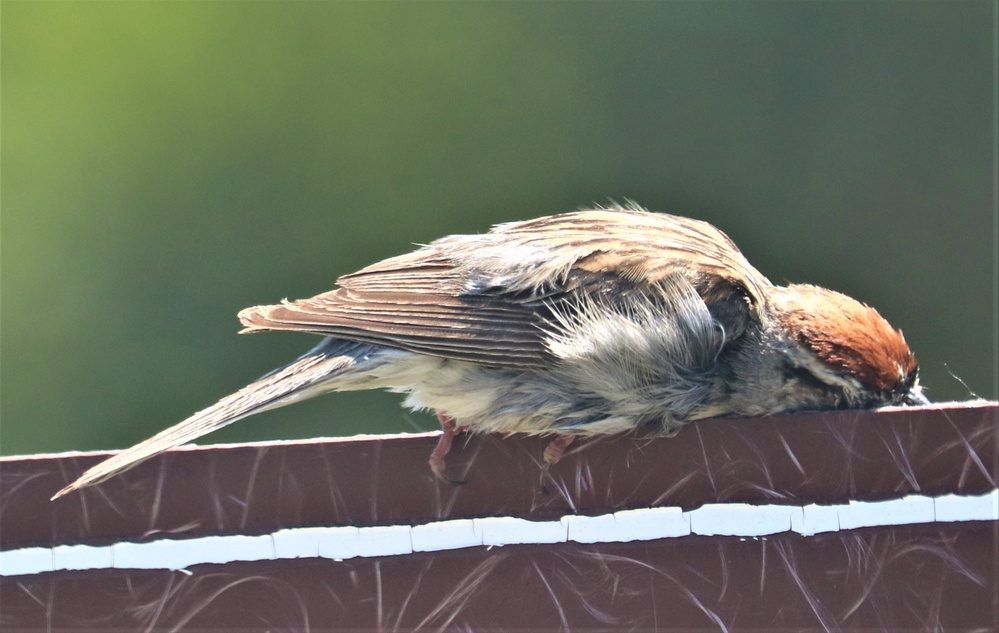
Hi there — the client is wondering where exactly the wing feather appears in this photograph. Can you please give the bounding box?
[238,207,772,367]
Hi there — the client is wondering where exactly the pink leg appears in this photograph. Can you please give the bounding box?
[429,412,466,485]
[539,435,575,493]
[543,434,575,465]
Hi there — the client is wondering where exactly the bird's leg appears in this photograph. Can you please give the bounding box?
[429,411,467,485]
[543,434,575,464]
[539,434,575,493]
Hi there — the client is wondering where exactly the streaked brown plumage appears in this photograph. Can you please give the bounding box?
[53,205,925,499]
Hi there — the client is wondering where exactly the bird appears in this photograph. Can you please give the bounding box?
[52,204,927,499]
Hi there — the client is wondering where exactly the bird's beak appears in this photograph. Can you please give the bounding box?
[903,383,930,406]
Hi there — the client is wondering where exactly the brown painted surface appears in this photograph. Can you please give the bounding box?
[3,522,996,632]
[1,402,997,631]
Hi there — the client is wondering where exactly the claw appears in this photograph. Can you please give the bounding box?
[539,434,575,493]
[429,411,466,485]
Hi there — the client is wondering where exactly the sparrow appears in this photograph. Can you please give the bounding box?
[53,204,926,499]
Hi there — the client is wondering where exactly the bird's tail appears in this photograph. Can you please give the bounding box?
[51,340,367,500]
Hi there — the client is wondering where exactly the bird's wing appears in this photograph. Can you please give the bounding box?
[238,208,772,367]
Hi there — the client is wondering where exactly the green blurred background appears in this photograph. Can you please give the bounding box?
[2,1,994,456]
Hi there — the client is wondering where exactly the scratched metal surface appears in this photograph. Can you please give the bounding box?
[2,403,995,549]
[1,402,997,631]
[2,522,995,632]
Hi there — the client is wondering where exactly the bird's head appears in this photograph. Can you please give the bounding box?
[767,284,925,410]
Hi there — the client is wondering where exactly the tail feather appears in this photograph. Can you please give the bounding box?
[52,341,363,500]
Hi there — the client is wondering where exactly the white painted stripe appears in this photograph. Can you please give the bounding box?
[935,492,999,521]
[476,517,567,546]
[0,548,51,577]
[412,519,480,552]
[837,495,937,530]
[356,525,413,557]
[689,503,795,536]
[612,507,691,540]
[52,543,114,572]
[1,490,995,578]
[315,526,360,560]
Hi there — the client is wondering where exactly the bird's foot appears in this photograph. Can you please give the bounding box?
[429,411,467,486]
[539,434,575,493]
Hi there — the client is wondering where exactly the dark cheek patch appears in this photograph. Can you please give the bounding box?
[780,362,849,411]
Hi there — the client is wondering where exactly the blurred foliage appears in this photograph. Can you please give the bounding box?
[2,1,994,456]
